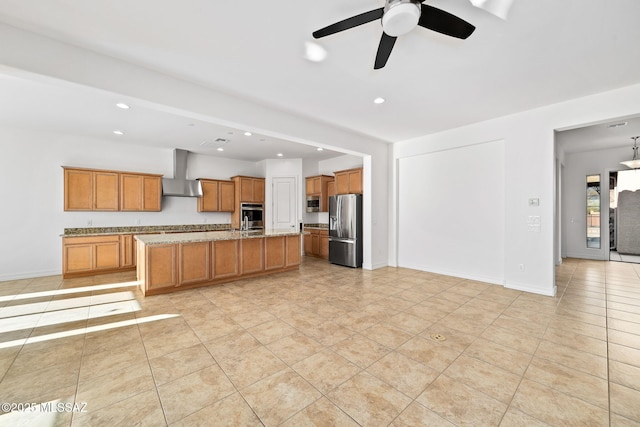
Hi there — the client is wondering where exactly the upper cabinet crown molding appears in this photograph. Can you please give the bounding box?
[63,166,162,212]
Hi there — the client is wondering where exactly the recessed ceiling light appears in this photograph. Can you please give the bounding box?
[244,132,252,136]
[113,130,124,135]
[116,103,130,109]
[303,41,328,62]
[317,147,324,151]
[217,147,224,152]
[277,153,284,157]
[374,97,385,104]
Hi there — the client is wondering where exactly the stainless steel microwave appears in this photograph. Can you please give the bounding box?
[306,196,320,213]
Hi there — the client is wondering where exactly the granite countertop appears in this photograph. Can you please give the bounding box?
[62,224,230,237]
[303,223,328,229]
[135,229,302,245]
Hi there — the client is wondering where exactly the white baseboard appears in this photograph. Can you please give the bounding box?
[399,263,505,287]
[0,269,61,282]
[505,281,557,297]
[565,251,606,261]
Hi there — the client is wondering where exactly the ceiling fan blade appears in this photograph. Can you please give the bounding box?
[313,8,384,39]
[418,4,475,39]
[374,32,397,70]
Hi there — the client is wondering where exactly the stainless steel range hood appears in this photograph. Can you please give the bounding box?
[162,149,203,197]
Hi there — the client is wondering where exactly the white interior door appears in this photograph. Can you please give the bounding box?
[272,177,297,230]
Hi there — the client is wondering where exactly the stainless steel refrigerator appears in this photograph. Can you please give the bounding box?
[329,194,363,268]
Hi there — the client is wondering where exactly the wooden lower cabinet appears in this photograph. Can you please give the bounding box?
[137,234,301,296]
[212,240,239,278]
[304,228,329,260]
[265,236,285,270]
[179,242,211,285]
[147,244,178,290]
[241,238,264,274]
[63,235,124,277]
[120,234,136,268]
[286,235,301,266]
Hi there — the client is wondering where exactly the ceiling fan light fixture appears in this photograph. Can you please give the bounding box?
[621,136,640,169]
[382,1,421,37]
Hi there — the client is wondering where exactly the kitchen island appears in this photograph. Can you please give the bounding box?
[135,230,302,296]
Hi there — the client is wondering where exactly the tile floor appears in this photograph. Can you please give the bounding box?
[0,257,639,426]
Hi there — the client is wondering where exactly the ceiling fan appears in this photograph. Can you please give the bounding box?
[312,0,476,69]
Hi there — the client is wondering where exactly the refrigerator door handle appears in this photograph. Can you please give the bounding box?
[328,237,355,244]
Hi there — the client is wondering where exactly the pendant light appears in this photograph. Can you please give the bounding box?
[621,136,640,169]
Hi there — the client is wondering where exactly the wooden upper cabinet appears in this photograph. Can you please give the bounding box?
[121,173,162,212]
[64,169,93,210]
[334,168,363,195]
[305,175,334,212]
[198,179,235,212]
[233,176,265,203]
[64,167,162,212]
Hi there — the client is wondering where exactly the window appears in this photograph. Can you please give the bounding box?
[586,174,600,249]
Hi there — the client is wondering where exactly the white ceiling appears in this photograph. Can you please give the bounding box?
[1,0,640,158]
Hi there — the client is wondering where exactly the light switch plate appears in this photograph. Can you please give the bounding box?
[528,198,540,207]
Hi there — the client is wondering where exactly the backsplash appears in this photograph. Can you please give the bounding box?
[64,223,231,236]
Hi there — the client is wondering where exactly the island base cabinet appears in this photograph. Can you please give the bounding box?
[179,242,211,285]
[146,244,178,291]
[286,235,301,266]
[241,238,264,274]
[213,240,239,279]
[265,236,285,270]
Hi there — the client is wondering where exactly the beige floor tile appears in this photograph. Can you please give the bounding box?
[609,342,640,367]
[327,371,412,426]
[292,348,360,394]
[248,319,296,345]
[391,401,456,426]
[511,379,609,426]
[360,323,413,349]
[331,333,391,368]
[157,364,235,424]
[170,392,261,427]
[416,374,507,427]
[241,368,321,426]
[302,320,356,346]
[149,344,216,386]
[491,314,548,339]
[480,324,540,354]
[217,345,287,389]
[524,356,609,409]
[610,360,640,391]
[202,330,261,362]
[280,396,358,427]
[534,339,608,378]
[498,407,551,426]
[367,351,439,398]
[547,316,607,340]
[266,332,324,366]
[542,326,607,357]
[8,338,84,377]
[82,325,142,356]
[76,361,155,412]
[387,311,432,335]
[610,413,640,427]
[464,337,532,376]
[1,360,80,402]
[72,389,166,427]
[444,355,521,404]
[421,324,477,353]
[79,340,148,382]
[397,335,461,372]
[611,382,640,422]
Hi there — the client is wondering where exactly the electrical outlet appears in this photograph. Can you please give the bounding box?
[87,219,92,226]
[519,264,525,272]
